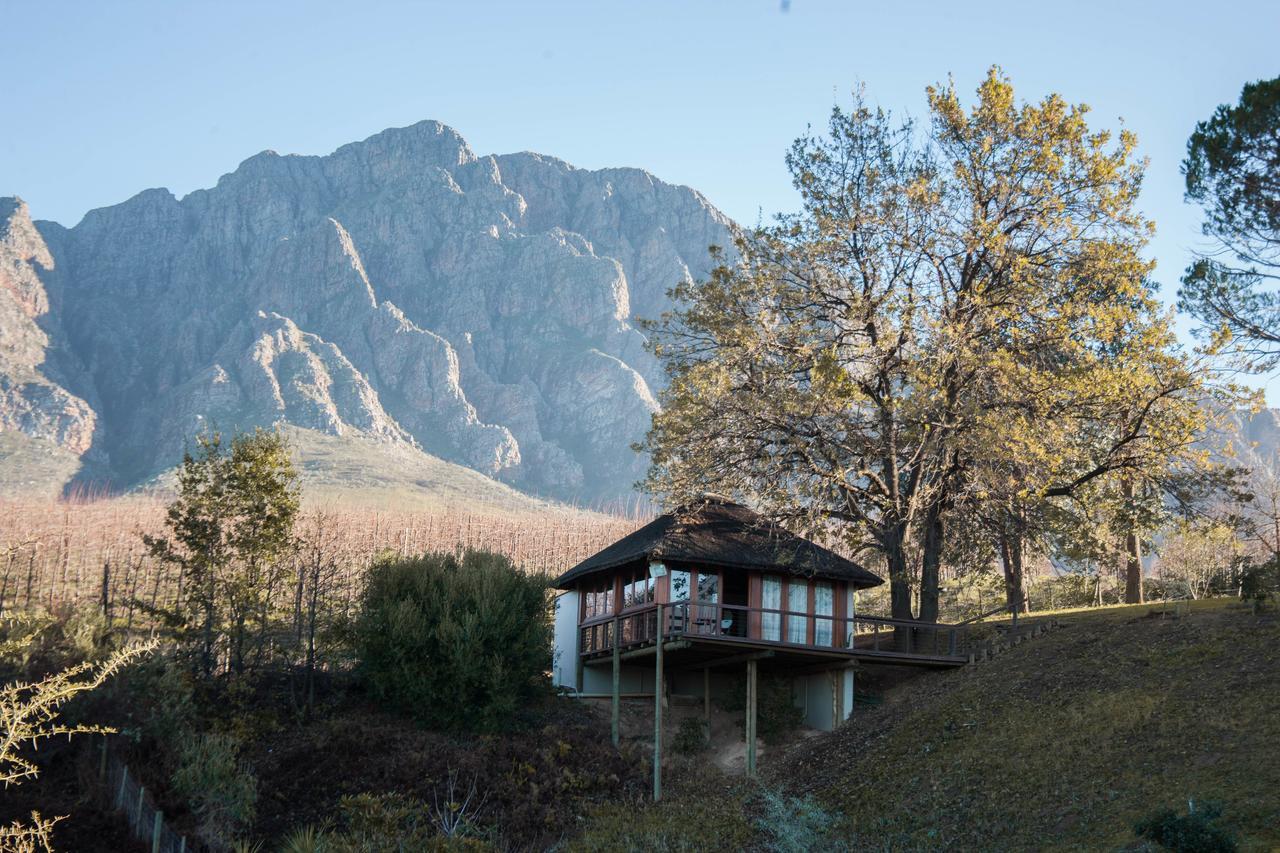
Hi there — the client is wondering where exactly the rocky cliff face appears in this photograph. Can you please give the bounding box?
[0,122,735,502]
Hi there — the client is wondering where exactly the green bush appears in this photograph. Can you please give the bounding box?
[171,732,258,849]
[1134,801,1237,852]
[753,788,847,853]
[355,550,552,732]
[718,674,805,743]
[673,717,709,753]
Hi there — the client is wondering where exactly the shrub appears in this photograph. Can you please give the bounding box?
[718,674,805,743]
[1134,801,1237,852]
[673,717,709,753]
[171,733,258,850]
[752,788,847,853]
[355,549,552,732]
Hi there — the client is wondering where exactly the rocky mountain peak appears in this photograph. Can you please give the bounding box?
[2,124,736,503]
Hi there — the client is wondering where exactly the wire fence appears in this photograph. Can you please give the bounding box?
[93,737,197,853]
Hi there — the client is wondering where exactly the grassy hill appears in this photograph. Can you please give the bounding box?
[769,599,1280,850]
[573,599,1279,851]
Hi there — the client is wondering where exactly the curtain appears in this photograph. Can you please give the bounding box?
[787,580,808,644]
[762,576,781,641]
[814,581,834,646]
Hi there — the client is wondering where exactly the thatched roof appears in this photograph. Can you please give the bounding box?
[554,496,883,590]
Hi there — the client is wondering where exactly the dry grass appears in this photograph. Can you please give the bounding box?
[0,496,644,619]
[771,598,1280,850]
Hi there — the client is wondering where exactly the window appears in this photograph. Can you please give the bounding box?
[696,571,719,604]
[761,575,782,641]
[622,566,655,610]
[787,579,809,644]
[582,578,615,620]
[814,581,834,646]
[670,569,691,602]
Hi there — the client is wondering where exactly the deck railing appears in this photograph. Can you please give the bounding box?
[579,600,970,660]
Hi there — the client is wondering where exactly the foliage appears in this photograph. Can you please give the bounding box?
[1156,521,1244,600]
[752,788,846,853]
[144,428,301,678]
[718,674,805,743]
[305,793,491,852]
[672,716,709,753]
[1135,801,1238,852]
[1179,77,1280,370]
[569,788,754,852]
[171,732,259,850]
[354,549,551,732]
[0,639,152,852]
[644,67,1210,621]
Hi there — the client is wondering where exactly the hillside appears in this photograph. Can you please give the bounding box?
[0,123,735,504]
[771,600,1280,850]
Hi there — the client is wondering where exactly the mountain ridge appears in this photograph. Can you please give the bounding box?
[0,120,736,503]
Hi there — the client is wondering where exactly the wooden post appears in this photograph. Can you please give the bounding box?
[745,658,758,777]
[830,670,840,727]
[653,603,664,802]
[152,811,163,853]
[116,765,128,810]
[611,616,621,747]
[99,735,108,782]
[703,666,712,745]
[136,786,145,830]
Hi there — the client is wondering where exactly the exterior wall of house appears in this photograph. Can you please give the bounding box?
[552,590,579,690]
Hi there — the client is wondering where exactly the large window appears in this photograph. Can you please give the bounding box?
[670,569,692,602]
[761,575,782,641]
[696,571,719,603]
[787,579,809,644]
[814,581,834,646]
[622,566,655,610]
[583,578,614,620]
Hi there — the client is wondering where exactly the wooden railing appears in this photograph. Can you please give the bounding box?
[579,600,971,660]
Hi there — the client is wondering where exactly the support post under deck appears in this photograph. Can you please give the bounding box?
[745,658,758,777]
[611,616,620,747]
[653,603,664,802]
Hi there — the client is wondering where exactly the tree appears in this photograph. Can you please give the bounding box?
[645,68,1203,619]
[145,428,300,678]
[1178,77,1280,369]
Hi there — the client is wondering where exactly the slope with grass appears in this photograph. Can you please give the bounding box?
[772,599,1280,850]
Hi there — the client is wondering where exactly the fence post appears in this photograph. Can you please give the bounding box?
[152,811,163,853]
[116,765,128,810]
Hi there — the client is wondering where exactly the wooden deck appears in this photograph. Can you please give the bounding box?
[579,601,972,669]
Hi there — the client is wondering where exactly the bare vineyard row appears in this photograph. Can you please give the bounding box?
[0,498,645,617]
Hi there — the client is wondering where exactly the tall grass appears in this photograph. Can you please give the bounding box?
[0,497,644,621]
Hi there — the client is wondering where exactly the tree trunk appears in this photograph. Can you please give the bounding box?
[999,533,1029,614]
[885,527,914,621]
[919,502,944,623]
[1121,477,1145,604]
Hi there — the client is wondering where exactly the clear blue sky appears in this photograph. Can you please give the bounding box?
[4,0,1278,396]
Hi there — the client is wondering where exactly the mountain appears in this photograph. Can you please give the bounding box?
[0,122,735,504]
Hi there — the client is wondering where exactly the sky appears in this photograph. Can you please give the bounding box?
[5,0,1279,397]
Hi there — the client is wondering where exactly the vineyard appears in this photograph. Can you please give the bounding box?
[0,497,645,620]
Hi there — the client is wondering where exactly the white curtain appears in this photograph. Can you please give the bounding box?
[814,581,834,646]
[761,576,781,641]
[787,580,808,644]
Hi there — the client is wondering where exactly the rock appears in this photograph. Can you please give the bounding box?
[1,120,737,501]
[0,199,97,457]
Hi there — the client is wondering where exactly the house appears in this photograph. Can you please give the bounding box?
[551,496,972,794]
